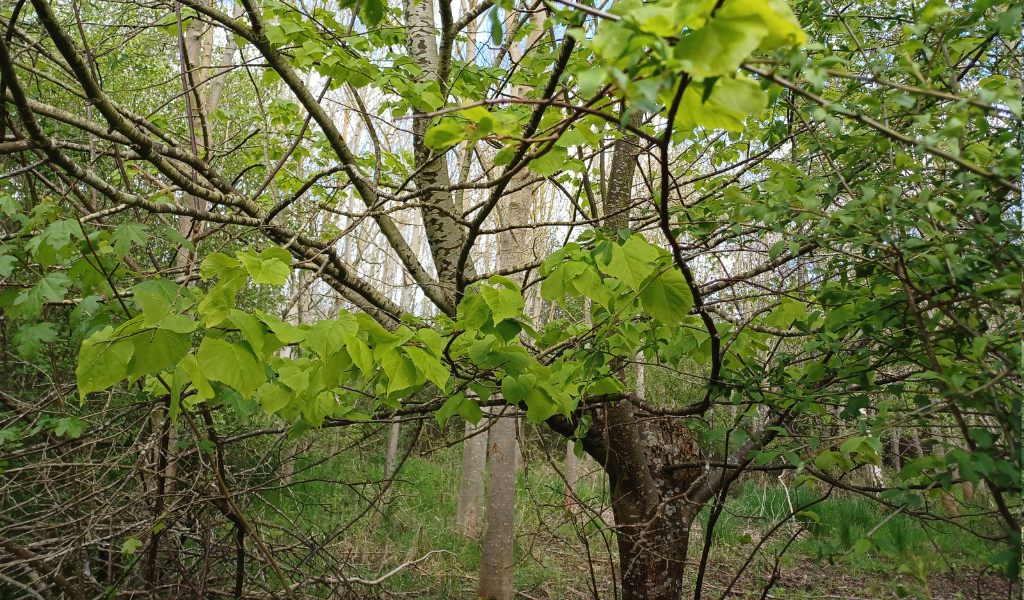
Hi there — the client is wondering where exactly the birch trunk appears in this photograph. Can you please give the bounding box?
[477,12,544,592]
[403,0,473,301]
[478,407,518,600]
[562,440,579,512]
[456,418,488,537]
[385,420,401,480]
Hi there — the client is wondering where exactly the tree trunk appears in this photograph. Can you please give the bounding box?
[563,440,579,512]
[385,419,401,479]
[477,12,543,590]
[403,0,473,303]
[911,428,925,459]
[478,407,518,600]
[456,418,488,537]
[281,441,297,486]
[888,430,901,472]
[584,109,703,599]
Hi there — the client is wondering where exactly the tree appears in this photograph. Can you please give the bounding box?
[0,0,1019,597]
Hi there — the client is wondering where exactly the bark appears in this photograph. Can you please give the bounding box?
[385,420,401,479]
[911,428,925,459]
[581,109,703,599]
[563,440,579,512]
[888,430,901,472]
[456,418,488,537]
[280,441,297,486]
[403,0,475,303]
[478,407,518,600]
[204,4,244,118]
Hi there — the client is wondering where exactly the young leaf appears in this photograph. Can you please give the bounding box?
[196,337,266,398]
[638,268,694,325]
[77,327,135,400]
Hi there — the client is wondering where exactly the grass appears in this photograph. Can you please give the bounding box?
[243,426,1013,598]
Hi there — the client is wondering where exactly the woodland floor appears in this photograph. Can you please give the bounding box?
[268,433,1019,600]
[692,560,1020,600]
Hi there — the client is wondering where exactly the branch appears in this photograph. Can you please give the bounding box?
[744,63,1021,194]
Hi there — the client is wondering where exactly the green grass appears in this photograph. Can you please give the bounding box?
[243,430,1010,597]
[705,480,1006,574]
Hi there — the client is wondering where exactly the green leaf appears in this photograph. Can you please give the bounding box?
[359,0,385,26]
[675,76,768,132]
[110,222,149,259]
[13,322,58,357]
[577,69,608,98]
[489,7,503,46]
[77,327,135,400]
[256,309,307,343]
[468,381,493,402]
[675,13,767,78]
[840,436,865,454]
[479,284,524,322]
[764,299,807,328]
[121,537,142,556]
[523,388,557,422]
[458,393,484,425]
[237,251,290,285]
[134,279,178,323]
[501,373,535,404]
[406,346,450,391]
[344,334,375,379]
[303,391,337,427]
[14,272,72,318]
[257,381,294,414]
[380,348,422,394]
[436,392,465,428]
[414,328,445,357]
[719,0,806,50]
[0,193,19,216]
[458,293,491,330]
[200,253,242,281]
[639,268,694,325]
[53,416,85,439]
[529,148,567,177]
[126,329,191,382]
[304,315,359,358]
[179,354,215,400]
[595,236,660,289]
[230,309,270,356]
[425,121,468,151]
[852,538,874,556]
[0,254,17,277]
[815,451,840,470]
[196,337,266,398]
[197,273,247,326]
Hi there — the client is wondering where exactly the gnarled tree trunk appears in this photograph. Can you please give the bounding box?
[585,111,704,600]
